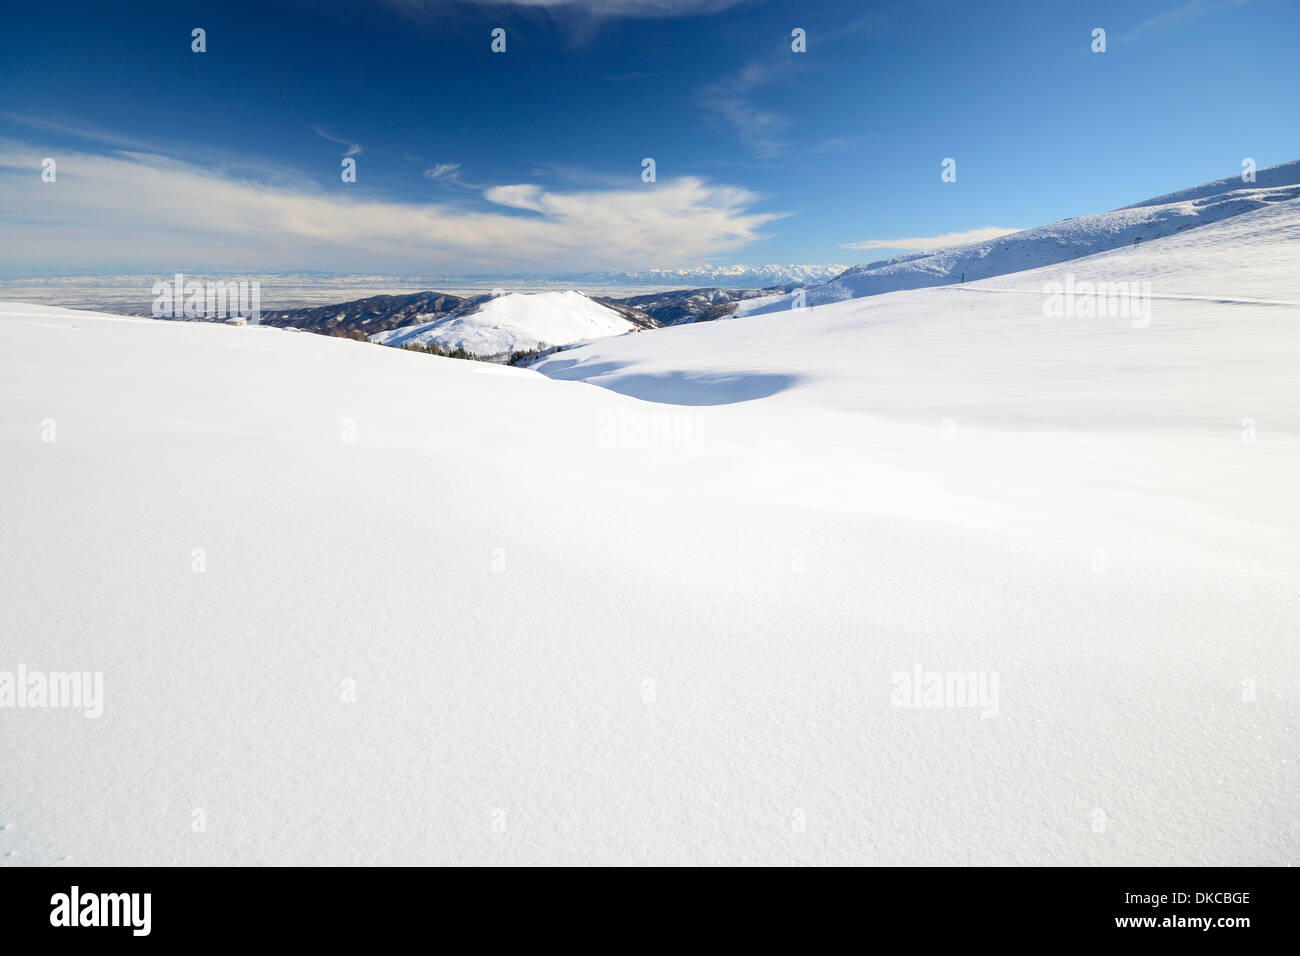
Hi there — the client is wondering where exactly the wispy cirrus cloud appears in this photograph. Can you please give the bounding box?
[423,162,483,189]
[424,163,463,181]
[384,0,748,19]
[0,140,781,275]
[311,124,363,157]
[699,18,878,160]
[841,227,1022,252]
[700,60,794,159]
[0,111,157,152]
[0,110,310,186]
[1121,0,1251,43]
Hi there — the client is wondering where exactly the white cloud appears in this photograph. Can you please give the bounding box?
[484,183,547,211]
[0,141,781,275]
[841,227,1022,252]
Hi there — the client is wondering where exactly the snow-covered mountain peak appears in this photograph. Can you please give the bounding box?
[371,289,637,357]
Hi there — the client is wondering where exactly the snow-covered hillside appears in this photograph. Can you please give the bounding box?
[1,173,1296,866]
[370,290,636,356]
[741,160,1300,316]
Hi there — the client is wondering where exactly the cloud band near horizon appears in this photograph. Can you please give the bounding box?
[842,227,1022,253]
[0,140,783,275]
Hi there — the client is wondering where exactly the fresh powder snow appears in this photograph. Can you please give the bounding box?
[0,171,1296,866]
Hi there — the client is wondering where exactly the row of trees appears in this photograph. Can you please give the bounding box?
[401,340,476,360]
[325,326,479,361]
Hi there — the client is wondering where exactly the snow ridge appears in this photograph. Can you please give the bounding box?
[741,160,1300,316]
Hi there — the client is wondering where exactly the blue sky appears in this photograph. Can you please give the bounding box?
[1,0,1297,276]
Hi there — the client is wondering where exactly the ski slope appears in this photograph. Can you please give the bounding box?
[370,290,636,356]
[1,185,1297,867]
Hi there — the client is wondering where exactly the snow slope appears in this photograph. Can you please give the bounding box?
[741,159,1300,315]
[1,187,1297,867]
[370,290,636,356]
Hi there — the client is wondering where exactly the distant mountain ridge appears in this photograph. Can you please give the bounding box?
[578,265,849,287]
[259,291,482,335]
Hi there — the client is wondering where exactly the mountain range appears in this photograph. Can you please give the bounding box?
[258,285,778,357]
